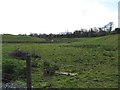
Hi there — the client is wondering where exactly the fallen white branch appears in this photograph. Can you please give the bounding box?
[55,71,78,76]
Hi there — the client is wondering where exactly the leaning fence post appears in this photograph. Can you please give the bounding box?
[26,56,32,90]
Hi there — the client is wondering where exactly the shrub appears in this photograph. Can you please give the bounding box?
[10,49,30,60]
[31,52,41,59]
[3,49,41,83]
[10,49,41,60]
[2,60,16,83]
[43,61,59,76]
[31,61,39,67]
[2,59,25,83]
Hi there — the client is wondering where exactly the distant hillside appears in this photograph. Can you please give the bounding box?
[2,34,45,43]
[2,34,119,44]
[52,34,119,45]
[69,34,119,45]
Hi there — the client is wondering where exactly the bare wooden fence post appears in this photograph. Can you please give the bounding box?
[26,56,32,90]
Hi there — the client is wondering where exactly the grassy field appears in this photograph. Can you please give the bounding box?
[2,34,45,43]
[2,34,119,88]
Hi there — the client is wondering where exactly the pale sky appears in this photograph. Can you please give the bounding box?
[0,0,119,35]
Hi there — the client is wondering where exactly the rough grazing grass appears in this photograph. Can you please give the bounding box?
[2,34,45,43]
[2,34,119,88]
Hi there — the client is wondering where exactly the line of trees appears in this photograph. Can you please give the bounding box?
[18,28,120,39]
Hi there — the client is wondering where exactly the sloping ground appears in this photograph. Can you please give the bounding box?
[2,34,45,43]
[2,34,119,44]
[70,34,119,45]
[49,34,119,45]
[52,38,81,43]
[2,34,119,88]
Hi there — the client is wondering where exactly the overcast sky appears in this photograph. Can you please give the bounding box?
[0,0,119,35]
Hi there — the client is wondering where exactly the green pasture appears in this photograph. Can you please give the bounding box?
[2,34,119,88]
[2,34,45,43]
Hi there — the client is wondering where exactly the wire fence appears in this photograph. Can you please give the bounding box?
[1,73,27,90]
[1,82,27,90]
